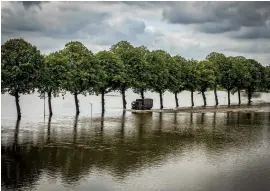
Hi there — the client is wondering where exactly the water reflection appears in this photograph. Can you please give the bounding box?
[47,115,52,143]
[1,111,270,191]
[2,118,40,191]
[73,115,78,144]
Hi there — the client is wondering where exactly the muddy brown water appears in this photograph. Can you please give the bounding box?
[1,91,270,191]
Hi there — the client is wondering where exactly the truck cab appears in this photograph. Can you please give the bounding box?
[131,98,153,110]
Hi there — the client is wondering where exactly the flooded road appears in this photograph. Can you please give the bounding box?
[1,91,270,191]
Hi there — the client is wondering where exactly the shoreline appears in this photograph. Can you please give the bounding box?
[126,102,270,114]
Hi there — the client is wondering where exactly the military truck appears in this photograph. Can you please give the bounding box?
[131,98,153,110]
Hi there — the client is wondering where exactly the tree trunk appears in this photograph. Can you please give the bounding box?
[101,112,105,131]
[227,89,231,106]
[159,90,163,109]
[174,92,179,108]
[74,92,80,115]
[191,90,194,107]
[101,90,105,113]
[214,85,218,106]
[248,88,252,105]
[15,90,21,119]
[237,88,241,105]
[121,85,126,109]
[140,89,145,100]
[48,90,53,116]
[202,91,206,106]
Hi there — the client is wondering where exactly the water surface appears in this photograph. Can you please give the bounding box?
[1,91,270,191]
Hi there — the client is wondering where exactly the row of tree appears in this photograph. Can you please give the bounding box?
[2,38,270,118]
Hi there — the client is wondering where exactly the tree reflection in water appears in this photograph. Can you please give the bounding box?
[1,111,270,190]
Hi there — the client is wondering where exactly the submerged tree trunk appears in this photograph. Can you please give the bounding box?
[74,92,80,115]
[101,89,105,113]
[214,85,218,106]
[227,89,231,106]
[15,90,21,119]
[48,90,53,116]
[202,91,207,106]
[121,85,126,109]
[174,92,179,108]
[237,88,241,105]
[247,87,252,105]
[101,112,105,131]
[140,89,145,100]
[191,90,194,107]
[159,90,163,109]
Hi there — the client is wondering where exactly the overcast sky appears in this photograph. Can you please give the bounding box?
[1,1,270,65]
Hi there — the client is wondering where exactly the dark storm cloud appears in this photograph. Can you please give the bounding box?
[1,1,149,48]
[1,6,44,34]
[21,1,46,9]
[161,2,270,39]
[120,1,166,9]
[1,2,111,39]
[232,26,270,40]
[1,1,270,66]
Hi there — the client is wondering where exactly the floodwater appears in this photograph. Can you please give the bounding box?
[1,90,270,191]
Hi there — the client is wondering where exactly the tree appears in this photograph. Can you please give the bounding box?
[95,50,125,113]
[146,50,171,109]
[197,60,216,106]
[244,59,264,104]
[167,55,186,108]
[111,41,134,109]
[61,41,99,115]
[206,52,227,106]
[1,38,43,118]
[131,46,151,99]
[36,51,68,116]
[219,57,237,106]
[230,56,247,105]
[182,59,199,107]
[263,66,270,91]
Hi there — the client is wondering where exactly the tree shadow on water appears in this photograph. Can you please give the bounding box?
[2,117,41,190]
[46,115,52,143]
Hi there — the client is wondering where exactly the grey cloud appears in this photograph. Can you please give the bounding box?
[223,43,270,54]
[21,1,47,9]
[232,26,270,40]
[120,1,166,9]
[162,2,270,38]
[1,1,150,48]
[1,2,110,39]
[199,22,241,34]
[91,19,147,46]
[1,1,270,66]
[1,6,44,34]
[117,19,146,35]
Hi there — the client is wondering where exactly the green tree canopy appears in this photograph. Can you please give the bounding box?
[95,50,125,112]
[197,60,216,106]
[61,41,99,114]
[110,40,134,109]
[244,59,264,104]
[1,38,43,118]
[229,56,249,105]
[131,46,151,99]
[182,59,199,107]
[206,52,227,105]
[37,51,69,115]
[146,50,171,109]
[167,55,186,107]
[263,66,270,91]
[219,56,238,105]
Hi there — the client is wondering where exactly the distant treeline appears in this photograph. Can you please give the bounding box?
[2,38,270,118]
